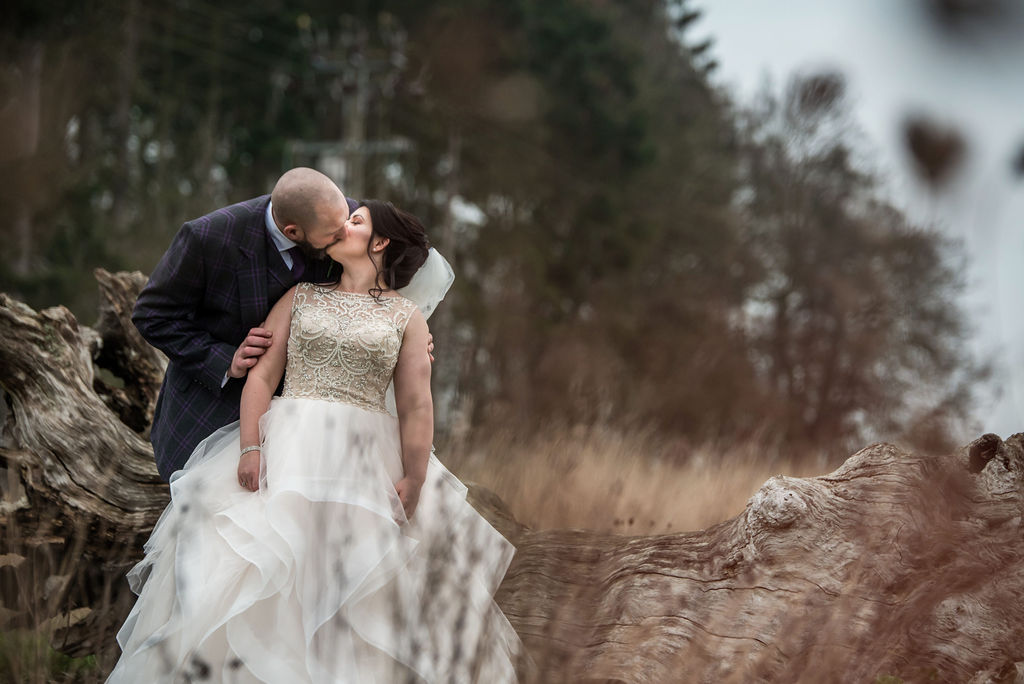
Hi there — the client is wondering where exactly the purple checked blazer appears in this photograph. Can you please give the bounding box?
[133,194,358,480]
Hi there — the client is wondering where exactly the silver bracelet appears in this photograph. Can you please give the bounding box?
[239,445,262,457]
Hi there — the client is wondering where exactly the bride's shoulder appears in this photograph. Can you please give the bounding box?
[387,295,423,332]
[282,282,322,314]
[394,295,425,319]
[393,293,418,310]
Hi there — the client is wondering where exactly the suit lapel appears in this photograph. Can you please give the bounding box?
[266,243,294,290]
[237,198,272,327]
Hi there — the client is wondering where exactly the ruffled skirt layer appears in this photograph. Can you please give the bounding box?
[108,397,519,683]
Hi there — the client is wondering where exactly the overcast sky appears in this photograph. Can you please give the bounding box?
[697,0,1024,438]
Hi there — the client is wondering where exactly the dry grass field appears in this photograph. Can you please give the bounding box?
[442,425,830,535]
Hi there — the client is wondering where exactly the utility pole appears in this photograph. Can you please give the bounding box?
[287,14,411,198]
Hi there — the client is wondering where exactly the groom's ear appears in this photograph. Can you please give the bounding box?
[371,236,390,253]
[282,224,302,241]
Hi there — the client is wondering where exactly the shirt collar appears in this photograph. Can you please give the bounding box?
[265,200,298,253]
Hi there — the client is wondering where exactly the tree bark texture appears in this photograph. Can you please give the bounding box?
[1,272,1022,682]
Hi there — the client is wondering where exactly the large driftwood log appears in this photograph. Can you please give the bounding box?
[0,270,167,533]
[1,272,1022,682]
[487,435,1024,682]
[0,270,169,661]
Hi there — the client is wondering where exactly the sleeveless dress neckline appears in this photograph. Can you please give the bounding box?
[311,283,404,300]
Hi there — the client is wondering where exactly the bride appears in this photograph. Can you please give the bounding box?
[108,201,521,683]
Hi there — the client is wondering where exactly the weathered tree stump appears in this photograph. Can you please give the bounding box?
[1,272,1022,682]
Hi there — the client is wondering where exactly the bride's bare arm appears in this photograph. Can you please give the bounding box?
[393,308,433,517]
[237,286,295,490]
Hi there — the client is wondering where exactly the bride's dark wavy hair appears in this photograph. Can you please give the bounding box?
[360,200,430,297]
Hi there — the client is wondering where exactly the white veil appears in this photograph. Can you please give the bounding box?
[385,247,455,416]
[397,247,455,321]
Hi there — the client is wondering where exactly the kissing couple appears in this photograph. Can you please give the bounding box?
[106,168,522,683]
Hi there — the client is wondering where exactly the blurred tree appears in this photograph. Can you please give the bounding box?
[0,1,986,455]
[1,0,391,313]
[373,0,760,441]
[735,74,985,453]
[0,0,126,310]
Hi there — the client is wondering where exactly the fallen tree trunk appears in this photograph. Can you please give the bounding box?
[1,272,1022,683]
[485,434,1024,682]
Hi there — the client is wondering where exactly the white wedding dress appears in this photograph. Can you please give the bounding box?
[108,282,521,683]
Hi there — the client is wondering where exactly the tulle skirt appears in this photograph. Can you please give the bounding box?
[108,397,520,683]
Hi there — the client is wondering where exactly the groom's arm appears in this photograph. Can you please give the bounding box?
[133,221,236,394]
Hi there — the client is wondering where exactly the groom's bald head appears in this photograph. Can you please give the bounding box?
[271,167,350,250]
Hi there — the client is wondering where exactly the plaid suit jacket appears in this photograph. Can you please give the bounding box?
[133,194,356,480]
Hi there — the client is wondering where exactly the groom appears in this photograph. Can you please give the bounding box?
[135,168,359,480]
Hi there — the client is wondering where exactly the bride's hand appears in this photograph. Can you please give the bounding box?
[394,477,423,520]
[237,450,261,491]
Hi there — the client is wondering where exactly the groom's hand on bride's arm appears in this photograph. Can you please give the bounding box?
[426,332,434,364]
[229,327,273,379]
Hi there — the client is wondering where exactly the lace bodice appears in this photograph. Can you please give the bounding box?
[282,283,418,412]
